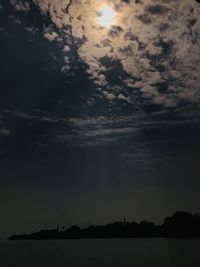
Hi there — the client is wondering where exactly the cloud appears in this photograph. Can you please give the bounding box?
[0,115,11,136]
[145,4,168,15]
[15,0,200,108]
[63,45,70,52]
[2,110,34,120]
[10,0,30,11]
[44,31,58,42]
[0,129,11,136]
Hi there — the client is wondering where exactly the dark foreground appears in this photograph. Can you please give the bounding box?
[1,239,200,267]
[9,211,200,240]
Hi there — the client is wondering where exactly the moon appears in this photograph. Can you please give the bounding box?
[98,6,117,28]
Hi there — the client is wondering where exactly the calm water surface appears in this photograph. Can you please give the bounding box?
[0,238,200,267]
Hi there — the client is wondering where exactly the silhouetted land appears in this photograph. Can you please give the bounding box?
[9,211,200,240]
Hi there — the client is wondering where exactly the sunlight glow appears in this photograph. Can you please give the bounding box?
[99,6,116,28]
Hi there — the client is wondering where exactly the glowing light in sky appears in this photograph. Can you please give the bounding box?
[99,6,116,28]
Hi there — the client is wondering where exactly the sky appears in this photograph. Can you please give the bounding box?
[0,0,200,237]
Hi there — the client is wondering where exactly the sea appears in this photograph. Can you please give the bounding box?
[0,238,200,267]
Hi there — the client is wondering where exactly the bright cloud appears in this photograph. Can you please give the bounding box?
[27,0,200,107]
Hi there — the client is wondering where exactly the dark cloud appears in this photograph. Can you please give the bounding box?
[137,14,152,24]
[145,4,168,15]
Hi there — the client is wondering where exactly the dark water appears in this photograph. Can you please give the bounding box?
[0,239,200,267]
